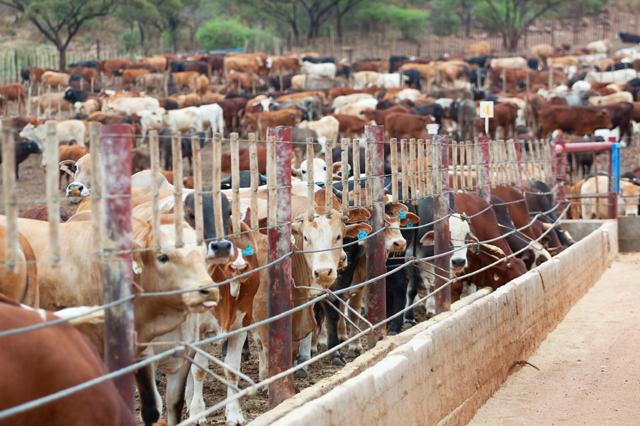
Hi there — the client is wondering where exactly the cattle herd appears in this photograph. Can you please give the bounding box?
[0,37,640,426]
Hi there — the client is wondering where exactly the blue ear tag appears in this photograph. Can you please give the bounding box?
[398,210,407,220]
[406,222,414,228]
[357,230,368,241]
[242,244,254,256]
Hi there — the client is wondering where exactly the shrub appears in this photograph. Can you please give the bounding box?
[197,18,261,50]
[355,5,429,41]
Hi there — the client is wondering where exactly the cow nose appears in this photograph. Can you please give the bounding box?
[314,268,333,279]
[451,258,466,267]
[207,239,234,258]
[199,289,210,296]
[392,240,406,251]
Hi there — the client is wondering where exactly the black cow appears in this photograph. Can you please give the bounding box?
[491,195,535,269]
[183,191,233,260]
[220,170,267,189]
[69,60,99,69]
[63,87,88,104]
[268,73,294,91]
[619,32,640,44]
[468,68,488,88]
[466,56,490,68]
[605,62,634,71]
[389,55,410,72]
[401,69,422,90]
[525,180,574,248]
[412,102,444,125]
[159,129,206,173]
[527,58,540,70]
[0,138,41,179]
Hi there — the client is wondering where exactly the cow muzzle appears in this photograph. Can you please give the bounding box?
[183,286,220,311]
[312,267,336,287]
[450,257,467,275]
[66,182,90,198]
[207,239,234,263]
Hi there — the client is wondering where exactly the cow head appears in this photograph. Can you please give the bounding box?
[384,202,419,254]
[293,206,371,289]
[64,154,92,199]
[419,213,473,275]
[132,215,218,310]
[184,192,235,263]
[620,183,640,216]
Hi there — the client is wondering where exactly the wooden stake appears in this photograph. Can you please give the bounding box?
[249,132,259,230]
[172,132,184,247]
[191,134,204,245]
[45,121,60,263]
[1,121,18,271]
[149,130,161,251]
[230,132,241,234]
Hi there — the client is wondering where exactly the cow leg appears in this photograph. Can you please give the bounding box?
[165,358,191,425]
[419,263,437,317]
[324,300,345,366]
[224,331,247,425]
[404,265,419,325]
[386,268,407,335]
[135,364,162,426]
[346,289,365,355]
[251,331,268,381]
[185,351,207,424]
[294,332,312,379]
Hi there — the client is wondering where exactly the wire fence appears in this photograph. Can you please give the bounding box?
[0,120,621,425]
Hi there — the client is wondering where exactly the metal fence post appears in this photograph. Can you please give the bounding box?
[100,124,135,411]
[477,136,491,202]
[608,137,620,220]
[267,126,294,406]
[434,134,451,313]
[365,124,386,347]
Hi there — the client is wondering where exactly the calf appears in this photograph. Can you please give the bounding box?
[0,138,41,179]
[385,112,432,139]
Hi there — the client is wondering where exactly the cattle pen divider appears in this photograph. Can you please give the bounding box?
[0,123,567,425]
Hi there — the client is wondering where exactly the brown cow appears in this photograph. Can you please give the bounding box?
[100,59,133,77]
[68,67,99,84]
[384,112,432,139]
[475,102,518,139]
[362,105,410,125]
[172,71,200,91]
[328,86,379,99]
[256,109,302,139]
[121,68,150,88]
[0,296,136,426]
[58,146,89,188]
[0,83,25,113]
[140,55,167,72]
[221,145,267,174]
[332,113,367,138]
[270,55,300,75]
[352,58,389,73]
[19,204,76,222]
[537,105,612,139]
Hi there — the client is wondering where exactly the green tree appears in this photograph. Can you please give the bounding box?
[0,0,118,69]
[196,18,254,49]
[115,0,159,53]
[475,0,568,52]
[431,0,475,37]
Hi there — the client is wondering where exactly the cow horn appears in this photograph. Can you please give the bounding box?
[480,243,506,257]
[541,222,553,230]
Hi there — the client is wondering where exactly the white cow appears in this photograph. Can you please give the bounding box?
[587,91,634,106]
[165,107,203,134]
[298,116,340,153]
[331,93,375,110]
[352,71,380,89]
[586,69,637,84]
[581,176,640,218]
[489,57,527,69]
[301,61,337,79]
[20,120,87,148]
[198,103,225,135]
[138,109,165,140]
[335,98,378,119]
[102,96,161,115]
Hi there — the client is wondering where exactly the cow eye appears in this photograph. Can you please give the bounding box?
[335,234,341,241]
[157,254,169,263]
[323,166,327,171]
[303,235,309,242]
[301,169,306,174]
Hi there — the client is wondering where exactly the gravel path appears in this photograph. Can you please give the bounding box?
[469,253,640,426]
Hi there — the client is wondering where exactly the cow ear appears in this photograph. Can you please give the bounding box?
[345,207,371,223]
[241,208,251,226]
[401,212,420,226]
[385,202,408,216]
[291,166,302,177]
[345,222,372,239]
[258,217,268,235]
[420,231,435,246]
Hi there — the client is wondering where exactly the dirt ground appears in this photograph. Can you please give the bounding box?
[469,253,640,426]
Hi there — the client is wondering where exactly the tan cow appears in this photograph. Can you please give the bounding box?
[41,71,70,88]
[140,55,168,72]
[464,41,491,57]
[581,176,640,218]
[0,226,38,306]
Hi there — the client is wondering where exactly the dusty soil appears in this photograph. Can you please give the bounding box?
[469,253,640,426]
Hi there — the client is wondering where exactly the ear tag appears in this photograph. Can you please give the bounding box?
[357,230,368,241]
[475,245,481,255]
[406,222,414,228]
[242,244,254,256]
[398,210,407,220]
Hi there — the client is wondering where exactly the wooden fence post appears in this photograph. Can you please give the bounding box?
[267,126,294,407]
[477,136,491,202]
[1,120,18,272]
[100,124,135,412]
[365,124,386,347]
[45,122,60,264]
[433,134,451,313]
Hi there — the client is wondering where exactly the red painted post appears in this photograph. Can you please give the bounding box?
[553,137,568,203]
[365,124,386,347]
[478,135,491,202]
[434,134,451,313]
[267,126,294,406]
[100,124,135,411]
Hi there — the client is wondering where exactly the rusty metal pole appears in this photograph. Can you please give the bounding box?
[267,126,294,407]
[100,124,135,411]
[365,124,386,347]
[434,134,451,313]
[478,135,491,202]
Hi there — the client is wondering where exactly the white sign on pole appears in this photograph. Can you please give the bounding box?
[479,101,494,136]
[426,124,439,135]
